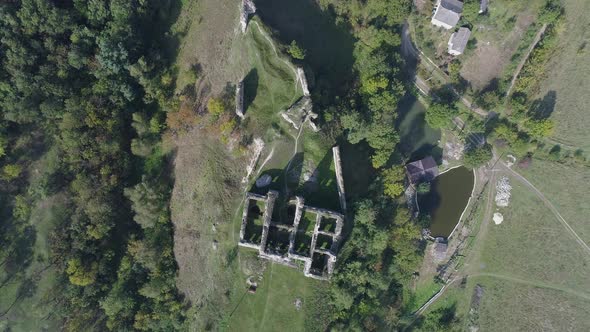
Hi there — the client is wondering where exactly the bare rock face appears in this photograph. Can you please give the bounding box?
[280,96,319,132]
[495,177,512,207]
[297,67,310,96]
[240,0,256,33]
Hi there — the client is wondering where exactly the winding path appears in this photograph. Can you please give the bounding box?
[401,22,489,117]
[505,24,548,98]
[499,162,590,255]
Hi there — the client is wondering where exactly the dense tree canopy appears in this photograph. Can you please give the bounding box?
[0,0,185,329]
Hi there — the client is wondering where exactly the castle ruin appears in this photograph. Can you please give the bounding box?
[238,191,344,280]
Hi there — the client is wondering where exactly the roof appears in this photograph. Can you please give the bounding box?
[432,0,464,27]
[406,156,439,184]
[480,0,489,13]
[441,0,464,13]
[449,28,472,54]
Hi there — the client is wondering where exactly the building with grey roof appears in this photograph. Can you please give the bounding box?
[406,156,439,184]
[480,0,489,14]
[448,27,471,55]
[431,0,464,29]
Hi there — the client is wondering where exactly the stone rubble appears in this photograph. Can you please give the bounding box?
[241,138,265,184]
[495,176,512,207]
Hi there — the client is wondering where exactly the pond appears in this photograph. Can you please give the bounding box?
[418,166,475,238]
[395,94,442,162]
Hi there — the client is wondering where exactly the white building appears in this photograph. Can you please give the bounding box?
[448,27,472,56]
[431,0,464,30]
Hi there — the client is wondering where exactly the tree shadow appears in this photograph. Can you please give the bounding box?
[528,90,557,120]
[254,0,356,106]
[243,68,259,116]
[430,84,460,104]
[395,94,442,162]
[295,148,340,212]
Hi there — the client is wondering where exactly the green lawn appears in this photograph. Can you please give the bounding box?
[226,262,320,332]
[238,18,304,136]
[538,0,590,150]
[475,175,590,291]
[418,170,590,331]
[467,276,590,331]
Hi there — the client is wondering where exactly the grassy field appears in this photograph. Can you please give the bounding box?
[518,158,590,244]
[225,260,320,332]
[0,194,64,331]
[417,169,590,331]
[472,175,590,292]
[470,276,590,331]
[536,0,590,150]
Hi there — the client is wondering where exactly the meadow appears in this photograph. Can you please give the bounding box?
[536,0,590,151]
[416,170,590,331]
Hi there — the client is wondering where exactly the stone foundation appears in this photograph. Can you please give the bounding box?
[238,192,344,280]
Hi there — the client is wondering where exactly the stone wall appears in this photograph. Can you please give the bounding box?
[332,146,347,213]
[238,191,344,280]
[235,80,244,119]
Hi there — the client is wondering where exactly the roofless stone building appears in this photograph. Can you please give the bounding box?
[238,191,344,280]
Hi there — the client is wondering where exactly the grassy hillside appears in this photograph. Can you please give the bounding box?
[536,0,590,150]
[415,170,590,331]
[169,1,338,328]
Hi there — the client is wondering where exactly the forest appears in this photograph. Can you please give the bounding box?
[0,0,184,330]
[1,0,455,331]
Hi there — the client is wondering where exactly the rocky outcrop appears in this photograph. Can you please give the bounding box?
[240,0,256,33]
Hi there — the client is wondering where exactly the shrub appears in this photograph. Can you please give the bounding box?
[464,144,492,169]
[287,40,306,60]
[425,103,458,129]
[2,164,22,180]
[207,97,225,118]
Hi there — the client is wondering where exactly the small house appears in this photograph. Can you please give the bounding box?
[406,156,439,184]
[431,0,464,30]
[448,27,471,56]
[479,0,489,14]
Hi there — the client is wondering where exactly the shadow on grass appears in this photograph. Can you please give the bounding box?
[243,68,259,116]
[254,0,356,106]
[528,90,557,120]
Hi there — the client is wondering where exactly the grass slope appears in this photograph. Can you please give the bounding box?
[226,262,319,332]
[539,0,590,150]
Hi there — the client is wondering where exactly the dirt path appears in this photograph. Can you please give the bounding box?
[505,24,548,98]
[499,162,590,255]
[472,272,590,301]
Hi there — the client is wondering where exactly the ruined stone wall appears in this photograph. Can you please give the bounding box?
[296,67,310,96]
[235,80,244,119]
[332,146,347,213]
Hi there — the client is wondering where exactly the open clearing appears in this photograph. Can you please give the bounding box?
[460,0,544,90]
[417,168,590,331]
[226,261,320,331]
[536,0,590,150]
